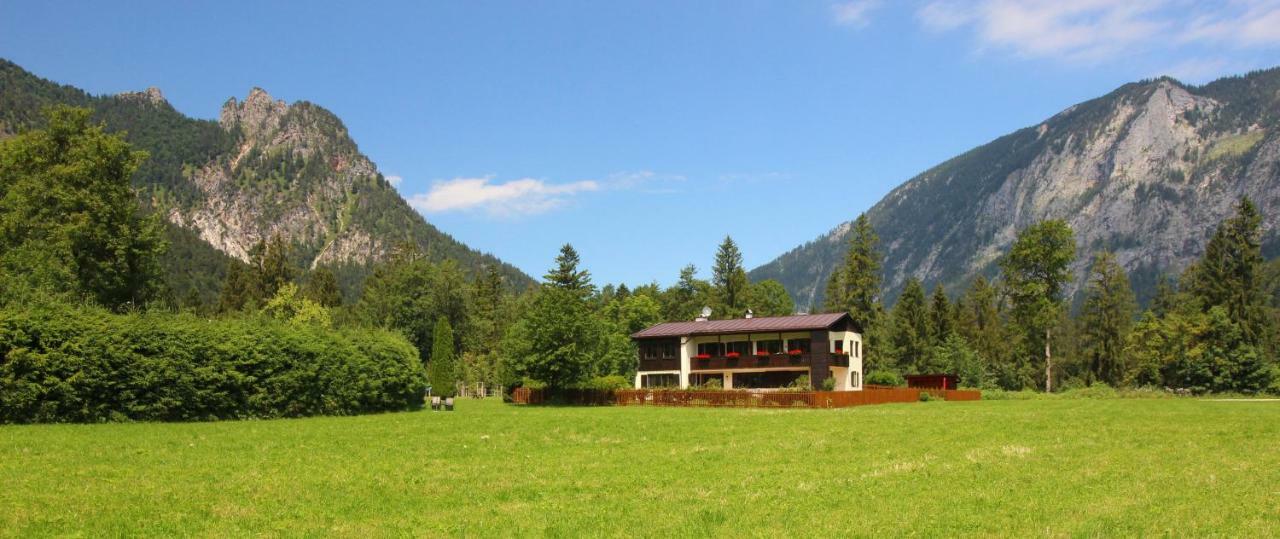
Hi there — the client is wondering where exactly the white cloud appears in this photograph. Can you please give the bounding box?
[832,0,882,28]
[408,176,599,217]
[605,170,686,192]
[917,0,1280,64]
[1182,1,1280,47]
[385,174,403,187]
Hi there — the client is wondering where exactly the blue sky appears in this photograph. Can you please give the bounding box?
[3,1,1280,286]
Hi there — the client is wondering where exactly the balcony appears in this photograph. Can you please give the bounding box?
[690,352,849,371]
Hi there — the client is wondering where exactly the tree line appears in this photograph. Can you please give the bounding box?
[826,206,1280,393]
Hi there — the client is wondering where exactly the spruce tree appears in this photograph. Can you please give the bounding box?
[303,266,343,308]
[712,236,748,317]
[890,278,931,373]
[823,214,885,356]
[1186,198,1268,344]
[251,235,295,300]
[545,243,592,294]
[1080,252,1137,386]
[216,260,254,313]
[928,284,953,345]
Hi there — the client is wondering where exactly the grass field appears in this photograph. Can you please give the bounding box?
[3,398,1279,537]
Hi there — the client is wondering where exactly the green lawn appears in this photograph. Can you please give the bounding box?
[3,398,1278,537]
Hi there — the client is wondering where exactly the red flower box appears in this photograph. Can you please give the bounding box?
[695,353,711,359]
[833,350,849,356]
[725,352,741,358]
[754,350,771,357]
[787,349,804,356]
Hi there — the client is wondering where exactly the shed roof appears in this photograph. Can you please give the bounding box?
[631,312,855,339]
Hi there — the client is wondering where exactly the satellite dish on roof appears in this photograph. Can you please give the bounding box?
[700,306,712,318]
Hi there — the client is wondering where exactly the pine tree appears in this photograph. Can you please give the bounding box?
[303,266,343,308]
[1185,198,1268,344]
[1151,274,1178,318]
[928,284,953,345]
[712,236,748,317]
[251,235,294,300]
[890,278,931,373]
[1079,252,1137,386]
[545,243,592,293]
[427,317,458,398]
[216,259,254,312]
[1000,220,1075,392]
[662,264,711,321]
[822,214,886,369]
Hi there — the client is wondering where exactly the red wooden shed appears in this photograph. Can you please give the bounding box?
[905,374,959,390]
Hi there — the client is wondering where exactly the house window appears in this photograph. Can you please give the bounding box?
[725,341,750,356]
[641,373,678,388]
[641,341,679,360]
[832,340,845,353]
[854,341,861,358]
[755,339,782,354]
[696,342,724,357]
[851,371,860,387]
[785,338,810,354]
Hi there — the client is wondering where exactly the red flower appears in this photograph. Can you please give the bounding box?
[787,349,803,356]
[726,352,741,358]
[695,353,711,359]
[754,350,771,357]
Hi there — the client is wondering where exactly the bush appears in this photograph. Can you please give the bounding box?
[919,391,932,402]
[820,376,836,391]
[573,375,631,391]
[787,375,811,390]
[866,370,906,387]
[0,303,427,423]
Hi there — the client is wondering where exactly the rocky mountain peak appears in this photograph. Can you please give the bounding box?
[117,86,166,106]
[219,87,288,139]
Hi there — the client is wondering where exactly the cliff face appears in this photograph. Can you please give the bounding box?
[752,69,1280,308]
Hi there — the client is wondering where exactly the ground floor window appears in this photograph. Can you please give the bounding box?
[851,371,859,387]
[690,373,724,388]
[733,371,805,389]
[641,373,679,388]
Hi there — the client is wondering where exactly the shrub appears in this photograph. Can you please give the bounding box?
[573,375,631,391]
[866,370,906,387]
[0,303,427,423]
[820,376,836,391]
[919,391,932,402]
[787,375,811,390]
[699,377,723,390]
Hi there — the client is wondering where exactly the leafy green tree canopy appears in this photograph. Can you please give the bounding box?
[0,106,166,309]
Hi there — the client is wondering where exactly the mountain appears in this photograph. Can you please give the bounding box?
[751,68,1280,309]
[0,59,534,302]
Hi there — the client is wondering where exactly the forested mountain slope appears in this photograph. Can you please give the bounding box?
[752,68,1280,309]
[0,59,534,301]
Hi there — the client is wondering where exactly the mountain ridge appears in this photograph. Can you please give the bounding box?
[751,67,1280,309]
[0,59,535,300]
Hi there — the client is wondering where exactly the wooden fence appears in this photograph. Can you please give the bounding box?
[512,387,980,408]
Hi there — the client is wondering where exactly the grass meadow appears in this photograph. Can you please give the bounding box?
[3,398,1279,537]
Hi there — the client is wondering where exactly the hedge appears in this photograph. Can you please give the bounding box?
[0,304,427,423]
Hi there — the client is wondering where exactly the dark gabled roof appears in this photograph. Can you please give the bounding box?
[631,312,855,339]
